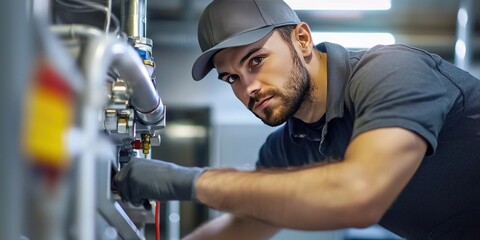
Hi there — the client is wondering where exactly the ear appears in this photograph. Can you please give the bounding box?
[293,22,314,58]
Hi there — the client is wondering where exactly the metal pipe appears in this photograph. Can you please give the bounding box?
[50,24,104,38]
[83,35,162,114]
[121,0,147,38]
[454,0,474,70]
[109,42,161,113]
[167,201,181,240]
[0,0,29,239]
[52,25,164,124]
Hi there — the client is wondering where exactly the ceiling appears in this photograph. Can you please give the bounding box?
[122,0,479,61]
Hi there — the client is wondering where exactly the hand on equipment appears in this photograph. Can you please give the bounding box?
[114,157,204,204]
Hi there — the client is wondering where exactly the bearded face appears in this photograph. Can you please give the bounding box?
[213,29,314,127]
[249,48,311,126]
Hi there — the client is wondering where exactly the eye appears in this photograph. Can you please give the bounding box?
[249,56,264,69]
[226,74,239,84]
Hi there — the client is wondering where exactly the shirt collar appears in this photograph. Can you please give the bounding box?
[287,42,352,141]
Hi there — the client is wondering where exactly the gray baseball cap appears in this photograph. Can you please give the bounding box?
[192,0,300,81]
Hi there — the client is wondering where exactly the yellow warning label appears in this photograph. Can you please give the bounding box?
[23,61,74,168]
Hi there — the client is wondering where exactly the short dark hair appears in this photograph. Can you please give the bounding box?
[274,24,298,54]
[275,24,296,45]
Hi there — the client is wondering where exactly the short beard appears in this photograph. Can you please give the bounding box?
[251,49,311,126]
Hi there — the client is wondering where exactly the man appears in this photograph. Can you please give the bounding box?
[114,0,480,239]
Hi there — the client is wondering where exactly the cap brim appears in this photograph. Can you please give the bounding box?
[192,26,275,81]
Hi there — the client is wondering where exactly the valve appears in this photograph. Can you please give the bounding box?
[141,133,151,158]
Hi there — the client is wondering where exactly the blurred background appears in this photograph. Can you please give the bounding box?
[1,0,478,240]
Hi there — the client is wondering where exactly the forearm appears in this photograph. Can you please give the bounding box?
[195,128,425,230]
[183,213,279,240]
[195,162,370,230]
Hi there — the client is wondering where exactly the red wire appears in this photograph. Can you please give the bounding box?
[155,201,160,240]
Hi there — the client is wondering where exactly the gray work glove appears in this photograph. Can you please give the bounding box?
[113,157,204,204]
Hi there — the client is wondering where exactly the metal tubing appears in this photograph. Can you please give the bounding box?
[0,0,29,239]
[52,25,164,120]
[50,24,104,38]
[121,0,147,38]
[106,40,161,113]
[454,0,474,70]
[136,103,165,125]
[167,201,181,240]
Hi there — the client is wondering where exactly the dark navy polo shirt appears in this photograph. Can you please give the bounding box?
[256,42,480,239]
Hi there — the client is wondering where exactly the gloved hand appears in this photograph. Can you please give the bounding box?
[113,157,204,204]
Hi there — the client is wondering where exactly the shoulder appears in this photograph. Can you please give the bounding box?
[352,44,438,80]
[346,44,444,99]
[361,44,437,65]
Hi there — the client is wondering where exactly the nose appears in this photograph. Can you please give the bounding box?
[243,74,261,99]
